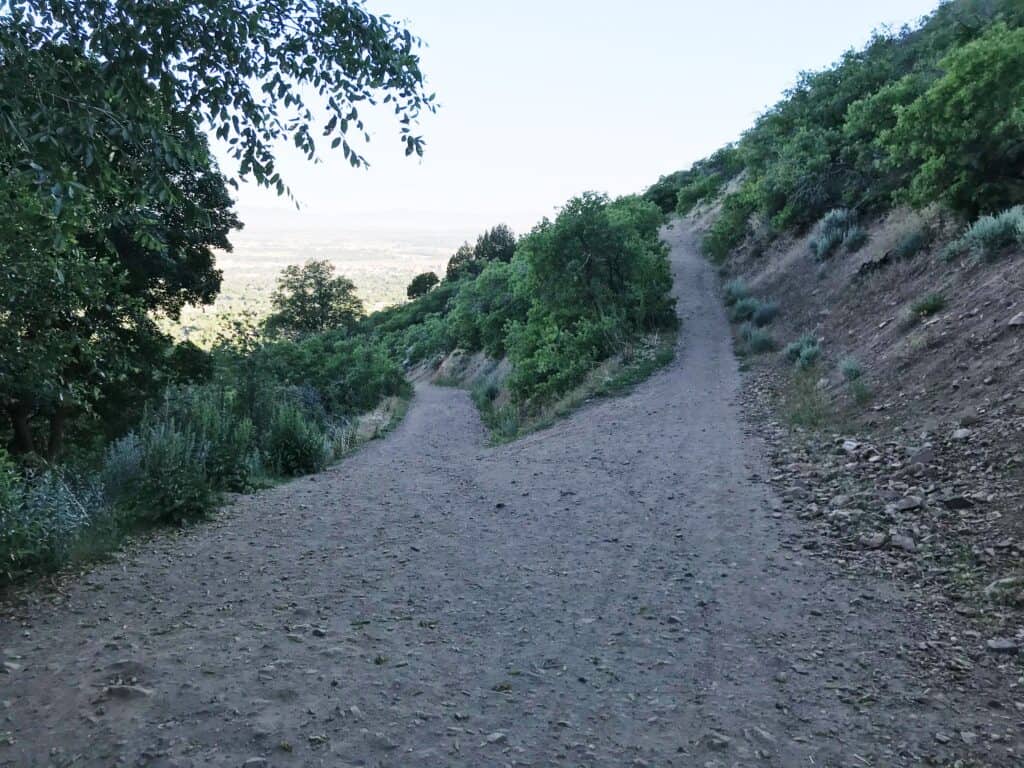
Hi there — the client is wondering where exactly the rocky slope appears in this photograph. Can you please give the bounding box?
[692,205,1024,678]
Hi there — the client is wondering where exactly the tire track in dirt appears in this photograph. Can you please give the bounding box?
[2,224,1019,766]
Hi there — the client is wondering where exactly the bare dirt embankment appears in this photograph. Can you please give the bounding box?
[699,203,1024,683]
[1,226,1022,766]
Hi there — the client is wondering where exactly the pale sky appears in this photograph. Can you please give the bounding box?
[217,0,940,240]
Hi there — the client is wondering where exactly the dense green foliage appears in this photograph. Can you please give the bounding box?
[445,224,517,281]
[506,194,675,402]
[1,0,432,462]
[644,147,742,215]
[882,23,1024,216]
[354,196,677,406]
[3,0,434,199]
[265,260,366,338]
[407,271,440,299]
[1,0,435,582]
[647,0,1024,256]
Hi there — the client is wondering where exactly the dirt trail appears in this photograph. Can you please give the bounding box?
[2,226,1019,767]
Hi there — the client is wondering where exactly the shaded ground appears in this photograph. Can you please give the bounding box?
[2,226,1021,766]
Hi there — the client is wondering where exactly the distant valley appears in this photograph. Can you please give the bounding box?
[175,227,463,345]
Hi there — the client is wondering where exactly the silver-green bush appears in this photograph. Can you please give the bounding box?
[810,209,858,260]
[952,206,1024,260]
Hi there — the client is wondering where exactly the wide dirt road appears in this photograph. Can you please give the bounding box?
[2,226,1019,767]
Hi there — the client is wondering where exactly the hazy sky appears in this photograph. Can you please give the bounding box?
[217,0,939,239]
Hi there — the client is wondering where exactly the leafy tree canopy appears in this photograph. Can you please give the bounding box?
[0,44,242,457]
[3,0,436,200]
[265,260,366,339]
[406,271,440,299]
[445,224,516,281]
[883,22,1024,215]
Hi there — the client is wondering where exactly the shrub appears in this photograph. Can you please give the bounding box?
[507,314,617,404]
[1,468,114,582]
[448,261,527,357]
[882,23,1024,216]
[406,271,440,299]
[784,369,831,428]
[104,419,216,524]
[723,278,749,306]
[258,333,409,415]
[809,209,858,260]
[729,296,778,326]
[953,206,1024,260]
[0,448,20,512]
[740,323,776,354]
[910,292,946,318]
[702,184,757,263]
[507,193,675,404]
[265,404,330,477]
[163,386,259,491]
[839,356,863,382]
[730,297,761,323]
[785,334,821,370]
[894,227,929,260]
[675,173,726,215]
[842,226,869,253]
[751,300,779,327]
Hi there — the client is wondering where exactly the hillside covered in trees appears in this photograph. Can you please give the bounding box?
[645,0,1023,261]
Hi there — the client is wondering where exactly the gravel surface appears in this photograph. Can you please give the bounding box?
[2,226,1021,766]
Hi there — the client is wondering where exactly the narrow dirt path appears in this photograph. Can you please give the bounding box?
[2,226,1019,767]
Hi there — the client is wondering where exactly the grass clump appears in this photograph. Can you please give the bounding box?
[471,383,521,444]
[910,292,946,318]
[730,296,761,323]
[751,300,779,327]
[894,227,930,260]
[842,225,869,253]
[723,278,749,306]
[784,334,821,370]
[739,323,777,354]
[809,209,858,261]
[947,206,1024,261]
[840,356,872,405]
[783,369,831,428]
[729,296,779,326]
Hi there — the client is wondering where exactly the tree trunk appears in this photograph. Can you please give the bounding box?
[7,402,34,455]
[45,408,68,462]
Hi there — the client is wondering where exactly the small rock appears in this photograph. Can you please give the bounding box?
[941,495,975,510]
[951,428,973,441]
[705,732,732,751]
[486,732,507,744]
[985,637,1019,655]
[890,533,917,553]
[894,496,922,512]
[908,446,936,465]
[984,576,1024,601]
[859,532,887,549]
[101,684,154,700]
[1009,312,1024,327]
